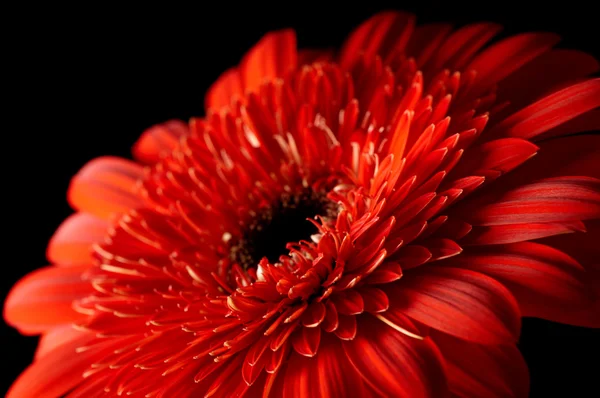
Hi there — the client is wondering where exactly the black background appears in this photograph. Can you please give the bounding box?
[3,1,599,396]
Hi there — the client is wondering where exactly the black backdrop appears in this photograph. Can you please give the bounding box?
[3,1,599,396]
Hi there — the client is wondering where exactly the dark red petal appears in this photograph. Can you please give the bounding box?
[68,156,144,220]
[331,290,364,315]
[334,314,358,340]
[446,242,596,327]
[297,49,335,65]
[432,331,529,398]
[491,78,600,140]
[339,11,415,70]
[493,134,600,185]
[132,119,189,164]
[301,301,326,328]
[358,287,389,313]
[4,265,94,334]
[497,49,600,112]
[537,219,600,326]
[426,22,502,72]
[46,212,108,266]
[387,267,521,344]
[463,222,584,245]
[467,177,600,225]
[448,138,538,182]
[422,238,462,261]
[283,335,371,398]
[291,326,321,357]
[343,316,448,397]
[407,23,453,67]
[466,33,560,97]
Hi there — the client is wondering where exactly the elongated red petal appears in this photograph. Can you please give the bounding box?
[344,316,448,397]
[4,265,94,334]
[497,49,600,112]
[283,335,372,398]
[47,212,108,266]
[446,242,597,326]
[466,33,560,96]
[467,177,600,225]
[6,331,97,398]
[431,331,529,398]
[491,79,600,140]
[387,266,521,344]
[240,29,297,93]
[68,156,144,220]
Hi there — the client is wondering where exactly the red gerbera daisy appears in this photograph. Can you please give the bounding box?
[4,10,600,397]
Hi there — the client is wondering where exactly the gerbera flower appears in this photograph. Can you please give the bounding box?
[4,10,600,397]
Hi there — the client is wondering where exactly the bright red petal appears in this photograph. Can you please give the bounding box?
[132,120,189,164]
[240,29,297,94]
[6,332,111,398]
[4,266,93,334]
[68,156,144,220]
[46,212,108,266]
[35,325,86,360]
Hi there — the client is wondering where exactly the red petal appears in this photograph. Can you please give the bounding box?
[497,49,599,113]
[466,33,560,97]
[407,23,453,67]
[301,301,326,328]
[291,326,321,357]
[344,316,448,397]
[448,138,538,181]
[392,245,432,270]
[491,78,600,140]
[205,68,243,110]
[6,331,98,398]
[432,331,529,398]
[322,300,338,332]
[387,266,521,344]
[463,222,584,245]
[334,314,357,340]
[447,242,595,326]
[35,325,85,360]
[68,156,144,220]
[283,336,371,398]
[358,287,389,313]
[423,238,462,261]
[493,134,600,184]
[467,177,600,225]
[4,265,93,334]
[339,11,415,70]
[47,212,108,266]
[132,119,189,164]
[331,290,364,315]
[297,49,335,65]
[240,29,297,94]
[426,23,502,72]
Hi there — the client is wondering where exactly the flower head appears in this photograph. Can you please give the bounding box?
[5,11,600,398]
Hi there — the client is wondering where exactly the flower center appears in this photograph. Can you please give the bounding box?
[229,188,338,269]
